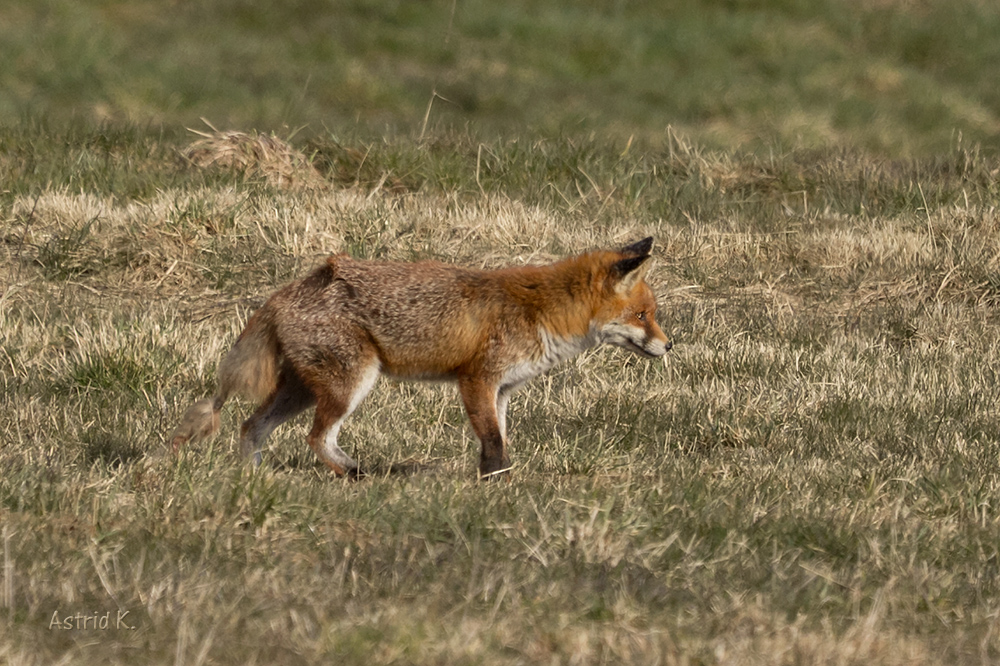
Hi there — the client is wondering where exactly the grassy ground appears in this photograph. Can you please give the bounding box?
[3,0,1000,154]
[5,0,1000,662]
[3,125,1000,663]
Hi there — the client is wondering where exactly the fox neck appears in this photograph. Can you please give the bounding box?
[528,253,607,336]
[538,325,602,367]
[499,326,600,395]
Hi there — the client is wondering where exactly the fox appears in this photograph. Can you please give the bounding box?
[169,237,671,479]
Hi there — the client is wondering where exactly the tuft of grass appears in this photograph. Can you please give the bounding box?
[33,216,104,281]
[182,125,327,190]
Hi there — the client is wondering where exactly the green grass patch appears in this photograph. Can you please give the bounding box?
[3,1,1000,154]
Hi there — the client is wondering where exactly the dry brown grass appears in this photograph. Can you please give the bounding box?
[4,130,1000,664]
[182,123,327,191]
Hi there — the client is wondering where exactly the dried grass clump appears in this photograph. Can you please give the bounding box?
[182,123,326,190]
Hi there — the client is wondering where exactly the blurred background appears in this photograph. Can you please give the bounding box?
[2,0,999,155]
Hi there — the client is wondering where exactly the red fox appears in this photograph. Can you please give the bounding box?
[169,237,671,479]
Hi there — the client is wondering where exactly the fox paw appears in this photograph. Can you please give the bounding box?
[478,458,512,481]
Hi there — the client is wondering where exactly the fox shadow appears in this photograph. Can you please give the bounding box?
[271,455,437,480]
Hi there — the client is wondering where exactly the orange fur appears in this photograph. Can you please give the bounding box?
[169,238,671,478]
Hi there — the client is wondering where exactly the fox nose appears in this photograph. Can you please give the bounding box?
[664,340,672,352]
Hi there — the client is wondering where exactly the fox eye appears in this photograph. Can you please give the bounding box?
[636,311,647,322]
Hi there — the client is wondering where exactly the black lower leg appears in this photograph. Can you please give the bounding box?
[478,432,511,479]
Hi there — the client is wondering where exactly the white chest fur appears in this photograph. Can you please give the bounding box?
[498,326,601,394]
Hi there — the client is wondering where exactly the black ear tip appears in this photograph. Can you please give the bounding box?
[621,236,654,257]
[611,254,649,279]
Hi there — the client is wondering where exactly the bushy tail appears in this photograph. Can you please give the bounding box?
[169,309,281,452]
[168,396,223,452]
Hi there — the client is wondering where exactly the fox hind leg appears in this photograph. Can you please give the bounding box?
[304,358,380,476]
[239,369,315,466]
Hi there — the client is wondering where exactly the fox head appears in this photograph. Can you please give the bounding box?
[596,237,671,358]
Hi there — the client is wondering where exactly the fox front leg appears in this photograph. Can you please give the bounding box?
[458,376,511,480]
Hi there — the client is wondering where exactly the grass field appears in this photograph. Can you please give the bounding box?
[3,125,1000,664]
[5,0,1000,664]
[4,0,1000,154]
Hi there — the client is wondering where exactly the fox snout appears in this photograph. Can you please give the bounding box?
[604,321,672,358]
[639,315,674,357]
[642,333,672,357]
[654,338,673,354]
[640,316,672,357]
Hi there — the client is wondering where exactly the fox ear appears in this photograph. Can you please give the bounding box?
[620,236,653,257]
[610,254,650,292]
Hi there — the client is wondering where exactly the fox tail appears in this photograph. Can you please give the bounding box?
[169,309,281,452]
